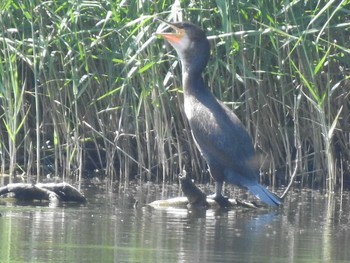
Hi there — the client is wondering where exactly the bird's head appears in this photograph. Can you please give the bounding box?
[155,19,210,75]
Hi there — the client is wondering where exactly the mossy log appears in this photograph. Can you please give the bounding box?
[148,174,259,210]
[0,182,86,206]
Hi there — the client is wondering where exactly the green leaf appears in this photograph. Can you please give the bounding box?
[328,106,343,140]
[314,46,331,75]
[138,61,155,74]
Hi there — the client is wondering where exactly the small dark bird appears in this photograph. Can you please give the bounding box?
[156,19,281,207]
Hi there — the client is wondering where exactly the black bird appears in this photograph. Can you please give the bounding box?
[156,19,281,207]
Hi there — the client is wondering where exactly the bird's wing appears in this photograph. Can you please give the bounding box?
[188,96,258,180]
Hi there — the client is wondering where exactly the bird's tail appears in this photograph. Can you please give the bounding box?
[246,184,282,207]
[223,172,282,206]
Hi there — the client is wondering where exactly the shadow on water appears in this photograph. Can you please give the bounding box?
[1,183,350,263]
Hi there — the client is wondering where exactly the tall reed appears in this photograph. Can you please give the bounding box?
[0,0,349,191]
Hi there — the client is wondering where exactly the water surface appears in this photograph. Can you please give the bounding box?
[0,184,349,263]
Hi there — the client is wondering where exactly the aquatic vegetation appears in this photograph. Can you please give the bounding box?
[0,0,349,191]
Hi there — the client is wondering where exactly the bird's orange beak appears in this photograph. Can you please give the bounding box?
[154,18,185,44]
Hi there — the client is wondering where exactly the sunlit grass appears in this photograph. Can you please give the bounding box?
[0,0,349,191]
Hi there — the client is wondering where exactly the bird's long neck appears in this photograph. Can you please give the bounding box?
[180,45,210,96]
[182,69,207,97]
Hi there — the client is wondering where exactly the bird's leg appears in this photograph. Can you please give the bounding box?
[207,181,221,199]
[214,181,223,198]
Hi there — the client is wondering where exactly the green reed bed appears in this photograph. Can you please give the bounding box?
[0,0,349,192]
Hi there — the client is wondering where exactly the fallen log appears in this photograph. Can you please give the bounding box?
[36,183,87,203]
[0,182,86,206]
[148,173,259,210]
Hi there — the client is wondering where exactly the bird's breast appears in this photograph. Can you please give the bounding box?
[183,94,218,136]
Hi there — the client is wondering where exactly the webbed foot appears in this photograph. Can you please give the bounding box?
[207,194,231,208]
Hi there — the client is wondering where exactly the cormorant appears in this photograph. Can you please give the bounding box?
[156,19,281,207]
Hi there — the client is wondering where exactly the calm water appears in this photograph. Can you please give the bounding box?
[0,183,350,263]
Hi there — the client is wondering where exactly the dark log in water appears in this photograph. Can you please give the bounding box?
[0,182,86,206]
[148,173,259,210]
[36,183,87,203]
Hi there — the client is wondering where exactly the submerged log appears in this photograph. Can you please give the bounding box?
[148,173,259,210]
[0,182,86,206]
